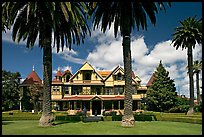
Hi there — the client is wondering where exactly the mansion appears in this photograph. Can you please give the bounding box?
[21,62,148,116]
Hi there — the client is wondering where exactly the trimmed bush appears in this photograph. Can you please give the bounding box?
[134,114,154,121]
[112,115,122,121]
[103,116,112,121]
[2,113,41,121]
[153,112,202,124]
[55,115,82,122]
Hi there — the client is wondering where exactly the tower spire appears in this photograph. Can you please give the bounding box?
[33,65,35,71]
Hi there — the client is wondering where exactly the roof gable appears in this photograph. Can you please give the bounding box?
[80,62,94,71]
[104,65,138,84]
[70,62,103,81]
[22,70,42,85]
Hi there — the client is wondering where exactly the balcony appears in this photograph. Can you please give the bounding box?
[83,80,91,83]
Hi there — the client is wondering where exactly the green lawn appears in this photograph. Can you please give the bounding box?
[2,120,202,135]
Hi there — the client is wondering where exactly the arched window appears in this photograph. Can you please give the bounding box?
[66,75,70,82]
[117,73,122,80]
[85,73,91,80]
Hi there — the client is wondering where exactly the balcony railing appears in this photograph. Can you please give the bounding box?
[83,80,91,83]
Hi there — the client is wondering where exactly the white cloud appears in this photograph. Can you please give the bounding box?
[52,65,73,76]
[52,45,85,65]
[2,27,39,46]
[85,24,202,98]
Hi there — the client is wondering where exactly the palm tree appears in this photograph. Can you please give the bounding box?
[89,2,171,127]
[171,16,202,115]
[193,60,202,105]
[2,2,90,126]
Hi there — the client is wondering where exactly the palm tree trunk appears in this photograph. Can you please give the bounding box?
[187,45,194,115]
[196,72,200,104]
[121,6,135,127]
[39,27,54,126]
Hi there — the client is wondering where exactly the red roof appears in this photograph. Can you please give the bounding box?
[22,70,42,85]
[61,69,71,76]
[55,70,62,77]
[52,77,63,84]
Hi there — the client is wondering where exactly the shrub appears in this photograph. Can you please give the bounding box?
[194,104,202,112]
[102,110,117,116]
[103,116,112,121]
[134,114,154,121]
[75,110,83,116]
[55,115,82,121]
[112,115,122,121]
[168,105,190,113]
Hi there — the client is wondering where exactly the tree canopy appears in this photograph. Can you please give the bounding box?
[2,70,21,111]
[146,60,177,112]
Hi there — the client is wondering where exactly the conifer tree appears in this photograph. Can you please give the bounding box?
[146,60,177,112]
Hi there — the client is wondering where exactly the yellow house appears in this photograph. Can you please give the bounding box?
[51,62,147,116]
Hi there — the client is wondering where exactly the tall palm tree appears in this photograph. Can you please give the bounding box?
[89,2,170,127]
[2,2,90,126]
[171,16,202,115]
[193,60,202,105]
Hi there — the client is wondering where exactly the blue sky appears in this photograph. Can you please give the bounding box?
[2,2,202,98]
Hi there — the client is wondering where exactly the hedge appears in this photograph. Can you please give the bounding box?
[55,115,82,122]
[2,113,41,121]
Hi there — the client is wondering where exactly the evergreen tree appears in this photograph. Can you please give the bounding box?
[2,70,21,111]
[146,60,177,112]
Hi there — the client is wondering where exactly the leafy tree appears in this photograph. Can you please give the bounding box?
[28,83,43,114]
[2,2,90,126]
[193,60,202,104]
[2,70,21,111]
[171,16,202,115]
[146,61,177,112]
[88,2,171,127]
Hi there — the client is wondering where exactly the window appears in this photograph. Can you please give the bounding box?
[72,86,82,95]
[64,86,69,94]
[105,88,112,95]
[117,73,122,80]
[114,86,124,95]
[53,86,60,94]
[66,75,70,82]
[84,73,91,80]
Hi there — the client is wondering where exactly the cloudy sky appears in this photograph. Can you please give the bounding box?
[2,2,202,98]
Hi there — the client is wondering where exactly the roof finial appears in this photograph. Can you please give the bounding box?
[33,65,35,71]
[58,67,60,71]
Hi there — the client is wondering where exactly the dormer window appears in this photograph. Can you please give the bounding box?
[66,75,70,82]
[117,73,123,80]
[84,73,91,80]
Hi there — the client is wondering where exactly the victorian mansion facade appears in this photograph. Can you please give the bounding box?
[51,62,147,116]
[21,62,147,115]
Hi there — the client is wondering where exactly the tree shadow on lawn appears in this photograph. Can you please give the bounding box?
[2,121,15,125]
[52,120,81,126]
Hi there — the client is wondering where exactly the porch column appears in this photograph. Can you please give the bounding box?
[101,101,103,114]
[80,101,82,110]
[67,101,70,110]
[19,101,22,111]
[112,101,114,110]
[74,101,76,110]
[118,100,120,110]
[137,101,141,110]
[69,101,72,110]
[90,101,92,115]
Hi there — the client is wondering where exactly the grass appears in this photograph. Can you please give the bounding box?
[2,120,202,135]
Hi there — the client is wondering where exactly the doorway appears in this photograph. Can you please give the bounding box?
[92,100,101,115]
